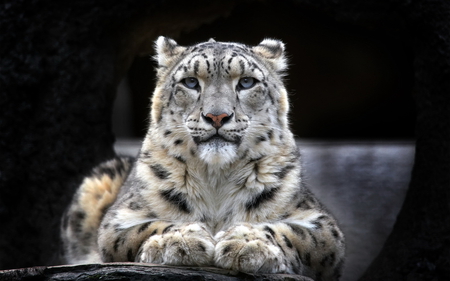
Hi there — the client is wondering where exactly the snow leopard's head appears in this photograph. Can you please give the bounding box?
[150,36,290,166]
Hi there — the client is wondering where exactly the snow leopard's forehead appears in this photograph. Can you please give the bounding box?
[170,42,270,81]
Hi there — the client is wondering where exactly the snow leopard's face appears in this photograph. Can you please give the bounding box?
[151,37,290,165]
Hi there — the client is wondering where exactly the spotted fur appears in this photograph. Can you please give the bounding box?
[61,37,345,280]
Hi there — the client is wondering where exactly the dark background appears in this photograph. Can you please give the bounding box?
[118,2,415,139]
[0,0,448,280]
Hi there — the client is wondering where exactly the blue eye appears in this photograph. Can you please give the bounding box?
[238,77,256,89]
[183,77,199,89]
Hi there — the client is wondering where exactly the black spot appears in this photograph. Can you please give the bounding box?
[295,252,302,266]
[287,224,306,240]
[245,186,279,211]
[331,228,340,239]
[274,165,295,179]
[200,215,209,223]
[240,149,249,160]
[247,155,265,163]
[283,235,293,248]
[296,199,312,210]
[279,212,291,220]
[70,211,86,234]
[174,139,183,145]
[113,236,124,252]
[267,130,273,140]
[74,210,85,220]
[239,60,245,75]
[256,135,267,144]
[174,155,186,163]
[304,252,312,266]
[102,248,114,262]
[320,253,335,267]
[82,231,92,242]
[197,242,206,252]
[150,164,170,180]
[137,222,152,234]
[157,106,164,123]
[233,135,242,145]
[149,229,158,237]
[267,91,275,105]
[312,220,323,229]
[147,212,157,218]
[95,166,116,179]
[194,60,200,74]
[276,241,286,255]
[253,163,259,175]
[127,248,134,262]
[162,224,175,234]
[308,230,319,246]
[113,223,122,232]
[164,130,172,136]
[129,201,141,211]
[264,226,276,237]
[192,136,201,145]
[160,189,191,213]
[222,245,232,255]
[292,261,301,274]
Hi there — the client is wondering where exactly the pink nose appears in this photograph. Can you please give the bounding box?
[204,113,231,129]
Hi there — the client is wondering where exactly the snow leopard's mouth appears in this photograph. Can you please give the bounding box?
[193,134,241,146]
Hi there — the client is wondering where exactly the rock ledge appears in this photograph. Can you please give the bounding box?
[0,263,313,281]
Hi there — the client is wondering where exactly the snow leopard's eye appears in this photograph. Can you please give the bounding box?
[237,77,257,90]
[183,77,199,89]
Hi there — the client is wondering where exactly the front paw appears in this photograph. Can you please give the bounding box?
[214,224,290,273]
[137,223,215,266]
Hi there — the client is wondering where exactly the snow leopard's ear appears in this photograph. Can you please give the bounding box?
[252,39,288,73]
[154,36,186,68]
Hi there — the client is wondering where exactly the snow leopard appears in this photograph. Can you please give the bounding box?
[61,36,345,281]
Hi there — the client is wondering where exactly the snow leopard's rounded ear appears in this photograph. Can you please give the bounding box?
[154,36,186,68]
[252,39,288,73]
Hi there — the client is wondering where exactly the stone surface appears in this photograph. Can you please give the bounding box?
[0,263,312,281]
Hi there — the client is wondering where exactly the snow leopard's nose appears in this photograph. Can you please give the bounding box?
[202,112,233,129]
